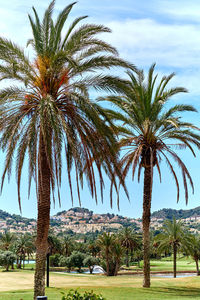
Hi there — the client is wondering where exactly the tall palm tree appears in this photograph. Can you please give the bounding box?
[0,2,134,298]
[155,218,191,278]
[101,64,200,287]
[119,227,139,267]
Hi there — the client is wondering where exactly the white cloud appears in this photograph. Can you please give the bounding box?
[104,19,200,68]
[157,0,200,22]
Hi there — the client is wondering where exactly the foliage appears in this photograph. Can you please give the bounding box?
[68,251,86,272]
[83,255,99,274]
[50,254,61,267]
[61,289,106,300]
[0,251,16,271]
[97,232,124,276]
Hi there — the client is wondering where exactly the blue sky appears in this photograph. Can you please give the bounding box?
[1,0,200,219]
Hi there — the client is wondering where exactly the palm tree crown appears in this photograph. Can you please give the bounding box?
[0,0,134,208]
[105,64,200,202]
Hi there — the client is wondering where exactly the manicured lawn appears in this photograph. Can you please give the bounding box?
[0,258,199,299]
[0,269,200,299]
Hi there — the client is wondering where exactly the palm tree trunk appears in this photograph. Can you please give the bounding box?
[114,261,119,276]
[126,249,129,267]
[142,166,152,288]
[106,250,110,276]
[195,259,200,276]
[34,133,51,300]
[173,244,177,278]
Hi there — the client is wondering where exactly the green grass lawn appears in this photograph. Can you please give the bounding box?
[1,281,200,300]
[0,258,199,299]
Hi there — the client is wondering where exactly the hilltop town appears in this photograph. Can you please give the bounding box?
[0,206,200,235]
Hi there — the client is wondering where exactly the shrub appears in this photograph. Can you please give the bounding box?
[50,253,61,267]
[59,256,73,272]
[83,256,99,274]
[0,251,16,271]
[69,251,86,272]
[61,289,106,300]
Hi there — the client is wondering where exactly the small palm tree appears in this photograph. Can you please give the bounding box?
[155,218,191,278]
[0,232,16,251]
[0,2,134,298]
[119,227,139,267]
[101,64,200,287]
[14,234,35,269]
[97,232,114,275]
[187,234,200,276]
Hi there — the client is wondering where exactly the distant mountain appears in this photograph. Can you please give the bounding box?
[151,206,200,220]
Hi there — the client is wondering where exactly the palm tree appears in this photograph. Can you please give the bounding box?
[101,64,200,287]
[14,234,35,269]
[0,2,134,298]
[187,234,200,275]
[155,218,191,278]
[97,232,114,276]
[0,232,16,251]
[119,227,139,267]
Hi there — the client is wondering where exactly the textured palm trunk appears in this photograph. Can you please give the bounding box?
[34,133,51,300]
[106,250,110,276]
[173,244,177,278]
[195,259,200,276]
[114,261,119,276]
[126,249,129,267]
[142,166,152,288]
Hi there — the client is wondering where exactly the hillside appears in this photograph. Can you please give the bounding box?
[151,207,200,220]
[1,206,200,235]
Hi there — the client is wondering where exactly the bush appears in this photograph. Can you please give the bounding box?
[0,251,16,271]
[50,254,61,267]
[69,251,86,272]
[83,256,99,274]
[61,289,106,300]
[59,256,73,272]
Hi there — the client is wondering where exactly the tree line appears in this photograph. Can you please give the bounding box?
[1,219,200,279]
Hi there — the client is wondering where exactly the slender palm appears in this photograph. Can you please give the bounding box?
[97,232,114,275]
[155,218,190,277]
[119,227,139,267]
[102,64,200,287]
[187,234,200,276]
[0,2,134,298]
[14,234,35,269]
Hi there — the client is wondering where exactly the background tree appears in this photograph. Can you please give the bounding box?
[97,232,114,275]
[119,227,139,267]
[0,232,15,251]
[101,64,200,287]
[83,255,99,274]
[98,232,124,276]
[68,251,86,273]
[0,251,16,271]
[155,218,190,278]
[0,1,134,298]
[14,234,34,269]
[187,234,200,276]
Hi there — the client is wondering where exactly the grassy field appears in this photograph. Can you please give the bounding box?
[0,258,199,299]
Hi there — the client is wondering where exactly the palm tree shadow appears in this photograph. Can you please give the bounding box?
[146,287,200,298]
